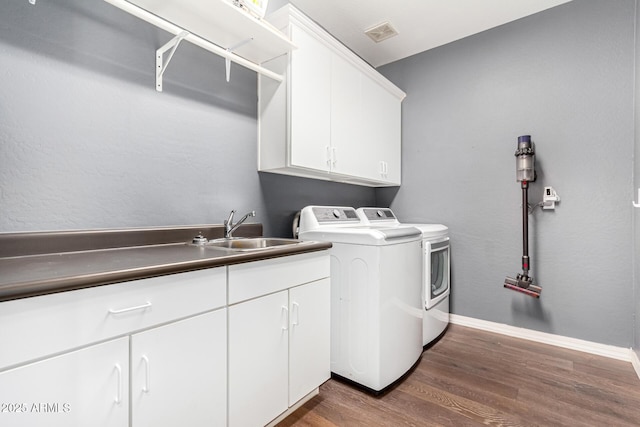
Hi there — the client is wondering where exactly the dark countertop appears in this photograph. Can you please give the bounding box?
[0,224,331,302]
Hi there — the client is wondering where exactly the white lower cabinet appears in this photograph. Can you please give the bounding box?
[131,309,227,427]
[1,254,330,427]
[228,252,331,427]
[0,337,129,427]
[0,267,226,427]
[288,278,331,406]
[0,310,227,427]
[229,280,331,427]
[229,291,289,427]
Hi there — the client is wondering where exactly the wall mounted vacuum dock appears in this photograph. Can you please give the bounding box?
[504,135,542,298]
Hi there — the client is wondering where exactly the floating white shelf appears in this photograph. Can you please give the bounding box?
[104,0,296,88]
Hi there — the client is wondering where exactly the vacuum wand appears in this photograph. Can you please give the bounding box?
[521,180,529,277]
[504,135,542,298]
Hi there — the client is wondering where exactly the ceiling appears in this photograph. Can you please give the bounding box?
[288,0,572,67]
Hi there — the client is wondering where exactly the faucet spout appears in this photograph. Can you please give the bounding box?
[224,210,256,238]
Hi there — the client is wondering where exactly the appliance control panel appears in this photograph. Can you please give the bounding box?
[359,208,396,222]
[311,207,360,223]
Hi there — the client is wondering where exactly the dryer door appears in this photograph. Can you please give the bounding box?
[425,240,450,309]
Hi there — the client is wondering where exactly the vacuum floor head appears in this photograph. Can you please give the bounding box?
[504,275,541,298]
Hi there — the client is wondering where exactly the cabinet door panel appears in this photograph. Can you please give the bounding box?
[131,310,227,427]
[289,23,331,172]
[0,337,128,427]
[229,291,289,427]
[289,278,331,405]
[331,53,367,177]
[361,77,402,184]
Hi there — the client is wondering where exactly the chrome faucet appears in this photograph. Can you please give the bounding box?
[224,210,256,238]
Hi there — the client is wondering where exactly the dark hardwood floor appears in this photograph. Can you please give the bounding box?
[278,324,640,426]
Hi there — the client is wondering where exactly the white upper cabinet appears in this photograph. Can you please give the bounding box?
[361,76,402,184]
[258,5,405,187]
[330,52,367,179]
[289,22,332,173]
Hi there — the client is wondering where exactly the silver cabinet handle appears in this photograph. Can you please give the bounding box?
[292,302,300,327]
[108,301,152,315]
[281,306,289,331]
[141,355,150,393]
[114,363,123,404]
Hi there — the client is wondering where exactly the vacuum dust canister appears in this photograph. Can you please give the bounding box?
[515,135,536,182]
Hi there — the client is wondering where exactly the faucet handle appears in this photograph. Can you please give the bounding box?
[225,210,236,225]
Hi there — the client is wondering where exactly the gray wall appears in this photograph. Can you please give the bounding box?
[378,0,636,347]
[3,0,638,350]
[635,0,640,364]
[0,0,375,238]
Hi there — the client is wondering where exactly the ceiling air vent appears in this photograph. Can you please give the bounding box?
[364,21,398,43]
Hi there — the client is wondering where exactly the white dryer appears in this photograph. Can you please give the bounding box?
[357,208,450,346]
[298,206,423,393]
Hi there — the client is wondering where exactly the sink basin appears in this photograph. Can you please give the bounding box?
[202,237,302,251]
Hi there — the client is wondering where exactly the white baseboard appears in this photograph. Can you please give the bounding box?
[631,348,640,380]
[449,314,632,362]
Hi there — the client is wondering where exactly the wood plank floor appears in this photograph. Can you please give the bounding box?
[277,324,640,426]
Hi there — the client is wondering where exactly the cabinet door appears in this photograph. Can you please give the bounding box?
[131,310,227,427]
[0,337,128,427]
[331,53,401,184]
[289,278,331,406]
[228,291,289,427]
[330,53,368,178]
[289,22,332,172]
[361,76,402,184]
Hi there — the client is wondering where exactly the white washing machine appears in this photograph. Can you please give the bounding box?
[357,208,450,347]
[298,206,423,393]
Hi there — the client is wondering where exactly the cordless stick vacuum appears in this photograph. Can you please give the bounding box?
[504,135,542,298]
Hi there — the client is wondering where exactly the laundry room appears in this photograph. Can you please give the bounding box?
[1,0,639,426]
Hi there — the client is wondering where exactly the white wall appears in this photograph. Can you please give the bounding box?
[378,0,636,347]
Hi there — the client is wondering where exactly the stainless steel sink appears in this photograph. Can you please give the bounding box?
[200,237,302,251]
